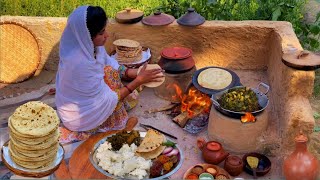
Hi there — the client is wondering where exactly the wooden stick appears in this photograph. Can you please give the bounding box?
[172,112,189,128]
[145,103,178,113]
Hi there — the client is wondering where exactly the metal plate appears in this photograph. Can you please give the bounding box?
[89,131,184,180]
[1,141,64,178]
[192,66,241,95]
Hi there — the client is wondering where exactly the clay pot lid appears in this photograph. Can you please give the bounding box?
[206,142,221,151]
[115,8,144,23]
[282,50,320,70]
[142,11,175,26]
[161,47,192,60]
[177,8,205,26]
[295,131,308,142]
[226,156,242,166]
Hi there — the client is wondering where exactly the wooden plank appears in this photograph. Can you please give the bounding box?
[68,117,138,179]
[54,160,72,179]
[282,51,320,70]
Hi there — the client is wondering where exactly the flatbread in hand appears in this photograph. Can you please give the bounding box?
[136,129,165,153]
[198,68,232,90]
[137,64,165,88]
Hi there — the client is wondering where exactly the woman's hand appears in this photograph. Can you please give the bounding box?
[135,63,164,85]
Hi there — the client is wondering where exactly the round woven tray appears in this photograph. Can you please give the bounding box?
[0,21,41,84]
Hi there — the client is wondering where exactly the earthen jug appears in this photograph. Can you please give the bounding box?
[224,155,244,176]
[283,132,319,180]
[197,137,229,164]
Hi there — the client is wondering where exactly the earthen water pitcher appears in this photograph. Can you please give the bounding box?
[283,132,319,180]
[197,137,229,164]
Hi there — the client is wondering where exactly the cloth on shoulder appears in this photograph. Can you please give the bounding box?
[55,6,120,132]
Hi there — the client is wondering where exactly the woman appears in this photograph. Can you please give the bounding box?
[56,6,162,143]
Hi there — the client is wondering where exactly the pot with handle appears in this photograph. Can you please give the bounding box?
[211,82,269,119]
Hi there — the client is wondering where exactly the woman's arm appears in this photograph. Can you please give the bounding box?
[126,68,138,79]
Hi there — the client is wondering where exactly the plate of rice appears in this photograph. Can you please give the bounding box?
[89,130,183,180]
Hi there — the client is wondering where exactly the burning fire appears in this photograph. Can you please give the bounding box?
[171,83,183,101]
[241,112,256,123]
[180,87,211,118]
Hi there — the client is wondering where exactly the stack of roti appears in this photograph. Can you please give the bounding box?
[8,101,60,169]
[135,129,166,160]
[113,39,142,63]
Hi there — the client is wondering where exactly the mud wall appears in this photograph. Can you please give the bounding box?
[0,16,315,150]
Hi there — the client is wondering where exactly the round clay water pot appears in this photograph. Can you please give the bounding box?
[224,155,243,176]
[283,132,319,180]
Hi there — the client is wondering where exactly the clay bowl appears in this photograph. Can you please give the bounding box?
[242,152,271,176]
[183,163,230,179]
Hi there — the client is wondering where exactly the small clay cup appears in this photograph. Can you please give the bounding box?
[224,155,243,176]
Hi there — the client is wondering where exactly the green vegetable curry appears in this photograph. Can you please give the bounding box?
[218,87,261,112]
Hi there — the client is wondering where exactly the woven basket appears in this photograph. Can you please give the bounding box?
[0,21,41,84]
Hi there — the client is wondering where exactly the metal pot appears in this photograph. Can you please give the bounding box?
[211,82,269,119]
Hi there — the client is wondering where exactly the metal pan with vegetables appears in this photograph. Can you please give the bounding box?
[211,82,269,119]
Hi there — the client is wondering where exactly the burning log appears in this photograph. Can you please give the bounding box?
[172,86,212,128]
[173,111,189,127]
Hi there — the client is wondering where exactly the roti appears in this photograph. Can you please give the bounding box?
[198,68,233,90]
[9,101,60,137]
[113,39,140,48]
[135,145,166,160]
[137,64,165,88]
[136,129,165,153]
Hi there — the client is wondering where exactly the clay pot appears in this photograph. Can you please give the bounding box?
[115,8,143,24]
[242,152,271,176]
[224,155,243,176]
[142,11,175,26]
[158,47,195,73]
[283,132,319,180]
[197,137,229,164]
[177,8,205,26]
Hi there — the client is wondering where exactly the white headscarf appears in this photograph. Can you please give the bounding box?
[55,6,119,131]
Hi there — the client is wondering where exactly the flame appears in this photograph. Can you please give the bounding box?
[241,112,256,123]
[170,83,183,101]
[181,87,211,118]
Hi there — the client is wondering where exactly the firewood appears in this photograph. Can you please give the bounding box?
[172,112,189,128]
[145,103,178,113]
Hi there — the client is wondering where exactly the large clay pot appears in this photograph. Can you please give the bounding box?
[224,155,243,176]
[197,137,229,164]
[283,132,319,180]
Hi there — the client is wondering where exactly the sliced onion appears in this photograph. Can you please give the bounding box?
[166,149,179,157]
[162,147,173,155]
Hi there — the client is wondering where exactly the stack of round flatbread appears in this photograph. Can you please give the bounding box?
[8,101,60,169]
[135,129,166,160]
[113,39,142,63]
